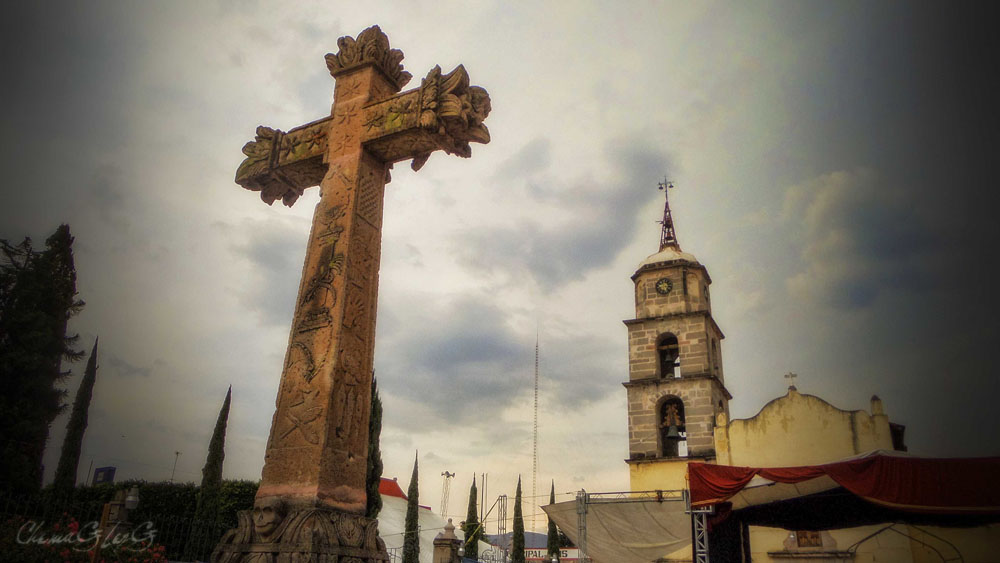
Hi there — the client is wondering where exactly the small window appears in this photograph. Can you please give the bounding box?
[657,334,680,378]
[796,531,823,547]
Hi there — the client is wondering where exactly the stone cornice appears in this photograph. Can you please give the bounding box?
[632,260,713,285]
[622,310,726,340]
[625,451,716,465]
[622,373,733,400]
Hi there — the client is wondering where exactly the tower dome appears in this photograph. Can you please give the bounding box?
[636,246,699,273]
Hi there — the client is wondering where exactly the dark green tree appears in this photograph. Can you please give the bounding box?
[462,476,484,560]
[185,385,231,559]
[403,452,420,563]
[512,476,525,563]
[0,224,84,491]
[546,481,560,561]
[366,376,383,519]
[53,337,99,495]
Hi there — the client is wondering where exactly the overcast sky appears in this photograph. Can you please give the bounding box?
[2,1,998,532]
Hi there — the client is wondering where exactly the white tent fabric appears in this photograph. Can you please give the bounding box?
[542,496,691,563]
[729,474,840,510]
[377,496,492,563]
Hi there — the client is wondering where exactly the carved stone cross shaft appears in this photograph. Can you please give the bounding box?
[235,26,490,514]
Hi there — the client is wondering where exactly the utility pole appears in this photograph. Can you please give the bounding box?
[532,331,539,532]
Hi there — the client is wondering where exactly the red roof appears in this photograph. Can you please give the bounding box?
[379,477,432,510]
[379,477,407,499]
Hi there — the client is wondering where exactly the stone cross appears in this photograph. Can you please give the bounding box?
[784,371,798,389]
[214,26,490,563]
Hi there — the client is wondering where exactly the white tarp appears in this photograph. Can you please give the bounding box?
[377,496,492,563]
[542,496,691,563]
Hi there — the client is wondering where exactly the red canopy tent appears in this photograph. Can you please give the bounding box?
[686,451,1000,560]
[689,451,1000,516]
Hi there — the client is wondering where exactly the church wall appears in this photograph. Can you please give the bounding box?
[627,458,689,491]
[750,525,914,562]
[907,524,1000,563]
[714,389,894,467]
[749,524,1000,563]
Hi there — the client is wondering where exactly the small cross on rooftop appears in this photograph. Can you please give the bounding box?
[784,371,798,390]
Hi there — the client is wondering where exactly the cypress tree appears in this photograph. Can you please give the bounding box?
[546,481,559,561]
[462,476,483,560]
[512,476,525,563]
[53,337,99,495]
[0,224,84,491]
[366,376,383,519]
[403,452,420,563]
[185,385,231,559]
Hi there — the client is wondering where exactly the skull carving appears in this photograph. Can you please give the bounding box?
[252,497,287,540]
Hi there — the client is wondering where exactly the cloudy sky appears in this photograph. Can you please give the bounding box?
[3,1,998,531]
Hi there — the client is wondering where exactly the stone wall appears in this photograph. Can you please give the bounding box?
[633,264,711,320]
[625,313,723,381]
[625,376,721,459]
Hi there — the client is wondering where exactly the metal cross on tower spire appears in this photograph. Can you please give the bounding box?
[657,179,679,251]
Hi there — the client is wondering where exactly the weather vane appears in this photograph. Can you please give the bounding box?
[657,178,678,250]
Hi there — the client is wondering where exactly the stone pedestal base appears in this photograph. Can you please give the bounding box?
[212,507,388,563]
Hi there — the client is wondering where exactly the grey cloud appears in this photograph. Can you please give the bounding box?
[231,218,308,326]
[493,138,551,181]
[377,297,525,432]
[783,169,943,309]
[461,140,669,291]
[375,293,621,436]
[106,354,153,378]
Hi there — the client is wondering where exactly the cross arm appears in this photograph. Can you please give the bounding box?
[361,64,491,171]
[235,116,332,206]
[234,64,490,206]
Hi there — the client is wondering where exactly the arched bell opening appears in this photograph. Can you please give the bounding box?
[658,396,687,458]
[657,334,680,378]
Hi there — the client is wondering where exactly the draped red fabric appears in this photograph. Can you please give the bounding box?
[688,454,1000,515]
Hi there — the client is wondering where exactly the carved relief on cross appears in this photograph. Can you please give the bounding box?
[233,25,490,514]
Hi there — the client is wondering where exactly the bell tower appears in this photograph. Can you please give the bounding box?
[624,181,731,491]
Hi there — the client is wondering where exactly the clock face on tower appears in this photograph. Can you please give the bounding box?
[655,277,673,295]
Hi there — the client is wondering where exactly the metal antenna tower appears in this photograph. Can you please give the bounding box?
[532,330,539,533]
[657,178,679,250]
[498,494,508,539]
[440,471,455,516]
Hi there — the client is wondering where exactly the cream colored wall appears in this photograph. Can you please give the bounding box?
[628,458,690,492]
[750,525,914,562]
[908,524,1000,563]
[714,388,894,467]
[751,524,1000,563]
